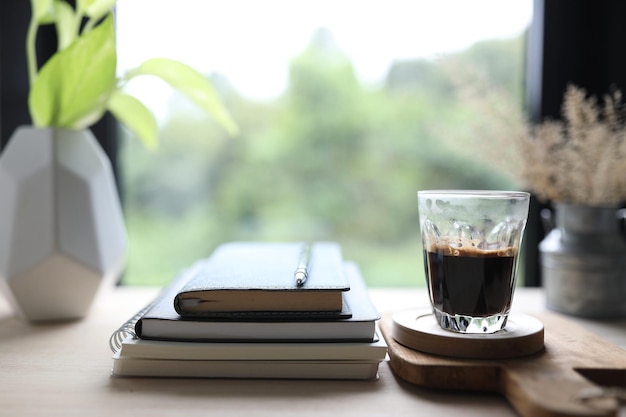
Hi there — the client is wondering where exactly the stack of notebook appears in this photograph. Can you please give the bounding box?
[109,242,387,380]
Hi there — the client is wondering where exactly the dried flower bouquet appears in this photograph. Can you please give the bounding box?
[446,80,626,207]
[520,85,626,206]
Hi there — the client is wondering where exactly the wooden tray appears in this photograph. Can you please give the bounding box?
[380,310,626,417]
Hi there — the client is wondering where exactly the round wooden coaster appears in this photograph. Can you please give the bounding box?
[392,309,544,359]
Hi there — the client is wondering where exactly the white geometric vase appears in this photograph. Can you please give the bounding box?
[0,127,127,322]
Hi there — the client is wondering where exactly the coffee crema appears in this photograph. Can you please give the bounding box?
[424,245,517,317]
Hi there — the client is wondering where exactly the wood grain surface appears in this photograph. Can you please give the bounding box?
[391,309,545,359]
[380,311,626,417]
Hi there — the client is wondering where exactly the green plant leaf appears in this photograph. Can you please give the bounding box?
[53,0,79,50]
[31,0,54,22]
[81,0,117,32]
[125,58,239,136]
[28,14,117,129]
[108,91,158,150]
[84,0,117,19]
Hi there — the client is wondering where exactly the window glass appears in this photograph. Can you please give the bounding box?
[116,0,533,286]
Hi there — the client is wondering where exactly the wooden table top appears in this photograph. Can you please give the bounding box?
[1,286,625,417]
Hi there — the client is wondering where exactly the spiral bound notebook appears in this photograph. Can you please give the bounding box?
[109,260,202,353]
[110,252,380,352]
[111,355,383,380]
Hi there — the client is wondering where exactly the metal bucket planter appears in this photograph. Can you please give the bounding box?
[540,203,626,318]
[0,127,127,322]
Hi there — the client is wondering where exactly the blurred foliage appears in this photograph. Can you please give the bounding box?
[120,29,525,287]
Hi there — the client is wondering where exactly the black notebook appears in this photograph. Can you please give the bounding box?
[109,260,379,347]
[174,242,350,315]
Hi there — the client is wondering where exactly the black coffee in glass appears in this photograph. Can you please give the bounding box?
[425,245,517,318]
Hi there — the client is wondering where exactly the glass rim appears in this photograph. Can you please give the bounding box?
[417,190,530,199]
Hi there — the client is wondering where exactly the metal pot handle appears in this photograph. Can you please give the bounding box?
[540,208,554,233]
[617,208,626,238]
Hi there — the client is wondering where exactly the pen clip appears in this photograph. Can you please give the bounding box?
[294,243,312,287]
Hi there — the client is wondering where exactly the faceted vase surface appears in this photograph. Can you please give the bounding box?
[0,127,127,321]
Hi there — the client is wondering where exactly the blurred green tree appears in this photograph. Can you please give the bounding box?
[120,30,525,287]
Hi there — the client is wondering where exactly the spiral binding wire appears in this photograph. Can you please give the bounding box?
[108,261,205,353]
[108,302,153,353]
[108,324,136,353]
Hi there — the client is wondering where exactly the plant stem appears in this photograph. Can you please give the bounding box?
[26,14,38,87]
[83,17,96,33]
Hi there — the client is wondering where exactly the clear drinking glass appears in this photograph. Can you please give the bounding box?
[417,190,530,333]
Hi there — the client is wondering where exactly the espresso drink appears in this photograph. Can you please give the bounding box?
[425,245,516,316]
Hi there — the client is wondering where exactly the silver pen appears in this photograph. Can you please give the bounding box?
[294,243,311,287]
